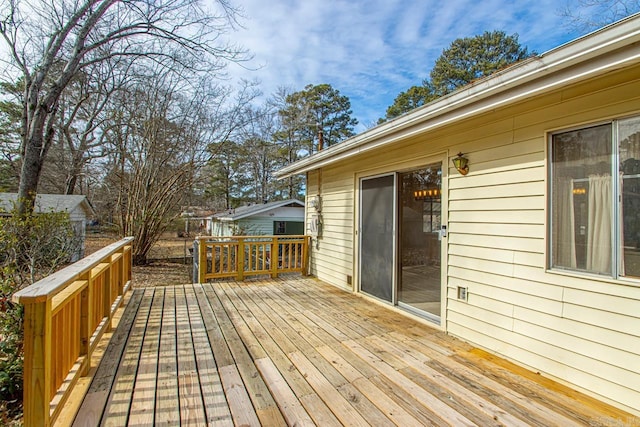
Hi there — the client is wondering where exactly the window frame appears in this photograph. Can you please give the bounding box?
[548,115,640,283]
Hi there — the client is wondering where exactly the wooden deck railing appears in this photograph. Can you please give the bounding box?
[194,235,310,282]
[12,237,133,427]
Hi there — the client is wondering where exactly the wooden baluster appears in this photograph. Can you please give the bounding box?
[103,265,112,332]
[271,237,279,278]
[262,243,267,272]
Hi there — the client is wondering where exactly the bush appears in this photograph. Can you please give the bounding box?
[0,210,80,288]
[0,210,79,419]
[0,272,23,403]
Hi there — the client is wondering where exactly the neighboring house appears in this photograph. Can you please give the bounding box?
[209,199,305,236]
[0,193,95,261]
[276,15,640,416]
[180,206,216,236]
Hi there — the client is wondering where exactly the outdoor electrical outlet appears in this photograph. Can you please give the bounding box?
[458,286,468,301]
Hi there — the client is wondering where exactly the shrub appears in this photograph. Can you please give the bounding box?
[0,210,79,419]
[0,272,23,403]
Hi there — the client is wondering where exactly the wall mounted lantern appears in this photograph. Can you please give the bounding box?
[309,195,322,212]
[452,152,469,175]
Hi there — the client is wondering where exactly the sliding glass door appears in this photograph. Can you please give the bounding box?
[359,163,444,320]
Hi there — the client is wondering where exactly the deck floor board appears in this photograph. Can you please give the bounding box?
[75,277,633,426]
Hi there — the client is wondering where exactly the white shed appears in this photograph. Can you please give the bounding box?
[0,193,96,261]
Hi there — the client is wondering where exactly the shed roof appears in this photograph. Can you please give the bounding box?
[213,199,304,221]
[0,193,96,218]
[276,13,640,178]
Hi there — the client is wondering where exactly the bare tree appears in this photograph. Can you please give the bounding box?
[0,0,247,215]
[37,59,132,194]
[100,69,256,264]
[560,0,640,32]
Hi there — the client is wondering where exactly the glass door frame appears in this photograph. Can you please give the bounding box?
[396,163,443,324]
[354,152,448,327]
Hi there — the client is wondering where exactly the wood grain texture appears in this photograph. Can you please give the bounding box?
[75,278,635,426]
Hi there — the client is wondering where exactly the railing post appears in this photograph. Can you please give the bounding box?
[237,238,245,281]
[198,238,207,283]
[22,299,52,426]
[192,240,199,284]
[271,237,279,278]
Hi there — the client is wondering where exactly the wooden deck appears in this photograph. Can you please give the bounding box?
[71,277,633,426]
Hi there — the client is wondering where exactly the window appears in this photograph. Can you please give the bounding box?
[274,221,286,234]
[274,221,304,235]
[550,116,640,279]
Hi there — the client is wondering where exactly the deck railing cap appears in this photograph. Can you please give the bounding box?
[195,234,308,240]
[12,236,134,304]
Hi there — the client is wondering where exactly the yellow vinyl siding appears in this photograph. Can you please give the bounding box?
[449,195,545,211]
[306,168,355,289]
[450,181,545,200]
[446,317,639,408]
[443,65,640,412]
[448,233,544,253]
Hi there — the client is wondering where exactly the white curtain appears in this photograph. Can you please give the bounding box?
[586,175,612,273]
[555,178,576,268]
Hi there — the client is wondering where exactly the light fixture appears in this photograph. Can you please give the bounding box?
[452,152,469,175]
[309,195,322,212]
[413,188,441,200]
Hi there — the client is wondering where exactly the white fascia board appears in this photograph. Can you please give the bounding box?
[275,14,640,179]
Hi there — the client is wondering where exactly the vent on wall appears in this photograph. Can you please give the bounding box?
[457,286,468,301]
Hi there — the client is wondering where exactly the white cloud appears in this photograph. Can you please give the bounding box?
[226,0,613,129]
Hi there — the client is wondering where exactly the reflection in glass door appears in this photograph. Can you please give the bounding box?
[398,164,442,318]
[360,175,395,302]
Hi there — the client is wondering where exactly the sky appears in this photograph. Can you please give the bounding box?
[223,0,621,130]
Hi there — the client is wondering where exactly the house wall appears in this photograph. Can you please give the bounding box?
[306,63,640,414]
[237,216,304,235]
[269,206,305,218]
[69,206,88,262]
[211,206,304,236]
